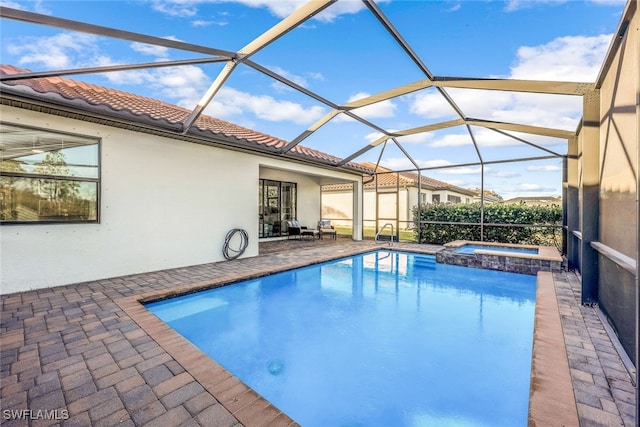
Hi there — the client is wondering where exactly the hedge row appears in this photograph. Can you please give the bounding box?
[412,202,562,246]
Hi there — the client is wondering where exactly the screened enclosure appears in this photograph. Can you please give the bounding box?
[0,0,637,406]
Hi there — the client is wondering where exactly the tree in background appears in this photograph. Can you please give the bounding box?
[33,150,80,202]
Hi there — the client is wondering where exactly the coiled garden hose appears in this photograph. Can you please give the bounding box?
[223,228,249,260]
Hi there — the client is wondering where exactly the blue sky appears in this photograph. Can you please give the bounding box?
[0,0,628,199]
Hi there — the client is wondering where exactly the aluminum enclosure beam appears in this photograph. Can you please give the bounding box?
[489,128,564,157]
[342,79,433,109]
[432,77,595,96]
[338,118,466,166]
[0,57,229,82]
[181,0,336,133]
[0,7,235,58]
[280,110,342,154]
[467,118,575,139]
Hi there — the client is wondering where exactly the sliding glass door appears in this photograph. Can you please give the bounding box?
[259,179,297,238]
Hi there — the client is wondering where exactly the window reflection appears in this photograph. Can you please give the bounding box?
[259,179,297,238]
[1,123,99,224]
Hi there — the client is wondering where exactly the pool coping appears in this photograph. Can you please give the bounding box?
[115,245,577,426]
[528,271,579,426]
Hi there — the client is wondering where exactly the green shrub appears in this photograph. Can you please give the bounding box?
[412,202,562,246]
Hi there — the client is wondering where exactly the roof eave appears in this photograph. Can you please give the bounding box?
[0,88,366,177]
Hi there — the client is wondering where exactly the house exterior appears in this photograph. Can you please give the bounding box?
[0,65,368,294]
[322,162,479,230]
[471,189,503,204]
[503,196,562,206]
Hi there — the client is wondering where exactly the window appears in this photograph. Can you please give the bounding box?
[432,194,440,204]
[447,195,461,204]
[258,179,296,238]
[1,123,99,224]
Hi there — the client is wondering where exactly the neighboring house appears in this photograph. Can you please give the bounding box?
[0,65,369,293]
[503,196,562,206]
[322,162,478,229]
[470,189,503,204]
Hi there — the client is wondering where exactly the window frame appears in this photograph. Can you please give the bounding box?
[0,122,101,225]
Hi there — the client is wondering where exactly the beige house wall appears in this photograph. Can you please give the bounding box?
[322,185,474,233]
[571,0,639,366]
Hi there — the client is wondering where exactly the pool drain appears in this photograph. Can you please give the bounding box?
[268,361,284,375]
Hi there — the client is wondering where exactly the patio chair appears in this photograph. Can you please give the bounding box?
[317,220,337,240]
[287,220,319,240]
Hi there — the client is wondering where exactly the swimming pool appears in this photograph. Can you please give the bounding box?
[146,251,536,426]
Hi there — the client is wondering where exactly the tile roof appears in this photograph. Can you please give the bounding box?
[0,64,371,174]
[359,162,476,196]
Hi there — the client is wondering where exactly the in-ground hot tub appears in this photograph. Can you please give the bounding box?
[436,240,564,275]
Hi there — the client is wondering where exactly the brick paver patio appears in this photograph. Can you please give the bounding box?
[1,238,636,426]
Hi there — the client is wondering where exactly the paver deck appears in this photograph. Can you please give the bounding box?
[1,238,636,426]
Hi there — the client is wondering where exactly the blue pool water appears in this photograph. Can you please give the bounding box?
[454,244,539,255]
[146,251,536,426]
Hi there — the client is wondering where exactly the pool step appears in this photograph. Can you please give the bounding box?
[413,256,436,269]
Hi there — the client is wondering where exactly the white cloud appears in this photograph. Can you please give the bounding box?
[409,89,461,120]
[230,0,387,22]
[0,1,25,9]
[589,0,627,4]
[33,0,51,14]
[7,33,100,69]
[192,19,225,27]
[506,0,625,11]
[1,0,51,13]
[439,166,484,175]
[105,64,327,126]
[410,33,611,136]
[100,65,211,104]
[203,86,326,124]
[447,3,461,12]
[363,129,433,147]
[337,92,397,122]
[527,164,562,172]
[394,132,433,145]
[380,157,452,171]
[147,0,380,22]
[267,66,325,92]
[150,0,198,17]
[130,42,171,59]
[505,0,567,13]
[428,132,470,148]
[489,96,583,130]
[490,170,520,178]
[515,183,557,193]
[5,25,327,129]
[510,34,612,82]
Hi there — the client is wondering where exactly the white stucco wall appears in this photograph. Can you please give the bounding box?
[0,106,361,294]
[321,189,353,223]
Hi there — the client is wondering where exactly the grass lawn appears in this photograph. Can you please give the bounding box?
[334,225,417,242]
